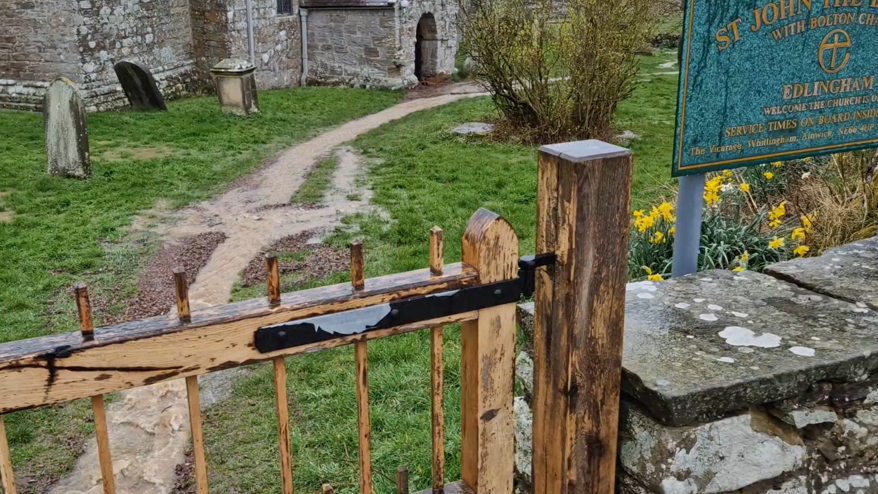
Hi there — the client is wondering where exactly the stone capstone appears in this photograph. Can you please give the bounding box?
[517,270,878,426]
[44,77,90,179]
[766,237,878,310]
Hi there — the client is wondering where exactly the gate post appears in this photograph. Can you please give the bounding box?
[460,208,519,494]
[532,141,633,494]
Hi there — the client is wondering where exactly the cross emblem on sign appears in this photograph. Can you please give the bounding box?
[818,29,852,74]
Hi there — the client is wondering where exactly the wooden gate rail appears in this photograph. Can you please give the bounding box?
[0,208,519,494]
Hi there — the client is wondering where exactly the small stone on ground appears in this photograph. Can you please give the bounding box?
[452,122,494,135]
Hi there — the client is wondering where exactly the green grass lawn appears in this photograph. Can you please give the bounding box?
[0,86,402,492]
[207,52,680,493]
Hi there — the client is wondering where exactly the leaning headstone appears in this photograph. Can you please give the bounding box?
[210,59,259,116]
[113,61,167,111]
[44,78,90,179]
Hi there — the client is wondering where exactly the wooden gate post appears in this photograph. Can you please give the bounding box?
[532,141,633,494]
[460,209,519,494]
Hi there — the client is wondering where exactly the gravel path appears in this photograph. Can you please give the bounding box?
[47,89,486,494]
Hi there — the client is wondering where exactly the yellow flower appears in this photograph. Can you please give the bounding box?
[635,215,655,232]
[703,175,725,205]
[764,172,775,180]
[769,237,785,249]
[642,266,654,276]
[793,245,810,257]
[771,161,782,167]
[802,157,813,162]
[769,201,787,222]
[739,183,751,193]
[769,219,782,229]
[733,266,745,272]
[647,274,664,281]
[791,228,806,241]
[633,210,644,218]
[740,251,749,263]
[657,202,674,221]
[723,170,733,177]
[650,231,665,244]
[669,226,676,237]
[801,214,813,231]
[649,206,661,220]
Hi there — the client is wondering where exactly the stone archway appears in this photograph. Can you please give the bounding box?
[415,13,439,81]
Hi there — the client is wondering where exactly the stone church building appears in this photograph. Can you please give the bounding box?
[0,0,458,111]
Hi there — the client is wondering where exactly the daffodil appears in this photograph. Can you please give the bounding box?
[768,201,787,228]
[650,231,665,244]
[647,274,663,281]
[633,210,644,218]
[769,237,785,249]
[669,226,676,236]
[771,161,782,167]
[764,172,775,180]
[802,157,813,162]
[732,266,745,272]
[723,170,733,177]
[793,245,810,257]
[791,227,806,241]
[657,202,674,221]
[739,183,751,193]
[740,251,749,263]
[801,214,813,231]
[769,219,782,229]
[634,215,655,232]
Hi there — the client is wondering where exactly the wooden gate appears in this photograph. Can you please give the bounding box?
[0,140,632,494]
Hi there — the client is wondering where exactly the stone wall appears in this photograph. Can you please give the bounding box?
[0,0,200,111]
[305,0,457,88]
[220,0,302,90]
[76,0,200,111]
[0,0,80,110]
[306,8,399,87]
[515,236,878,494]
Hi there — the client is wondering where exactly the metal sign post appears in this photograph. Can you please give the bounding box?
[671,173,705,277]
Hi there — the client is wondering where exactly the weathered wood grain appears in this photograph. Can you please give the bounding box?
[430,326,445,494]
[75,283,94,341]
[355,341,373,494]
[397,466,409,494]
[413,480,475,494]
[273,357,294,494]
[351,241,365,291]
[0,415,17,494]
[267,255,281,306]
[459,209,517,494]
[174,268,191,322]
[0,264,476,414]
[533,142,632,494]
[185,376,209,494]
[92,394,117,494]
[430,228,444,275]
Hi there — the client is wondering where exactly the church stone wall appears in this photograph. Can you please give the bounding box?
[76,0,200,111]
[0,0,80,110]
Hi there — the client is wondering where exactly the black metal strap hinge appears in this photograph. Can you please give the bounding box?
[254,253,556,353]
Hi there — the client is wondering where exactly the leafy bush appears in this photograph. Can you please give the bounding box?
[458,0,655,142]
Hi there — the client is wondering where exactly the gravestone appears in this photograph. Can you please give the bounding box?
[44,78,90,179]
[113,61,167,111]
[209,59,259,116]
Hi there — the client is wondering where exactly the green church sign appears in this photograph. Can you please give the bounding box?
[673,0,878,176]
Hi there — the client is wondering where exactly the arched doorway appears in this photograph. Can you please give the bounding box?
[415,13,439,81]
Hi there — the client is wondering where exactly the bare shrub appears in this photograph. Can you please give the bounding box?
[459,0,655,142]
